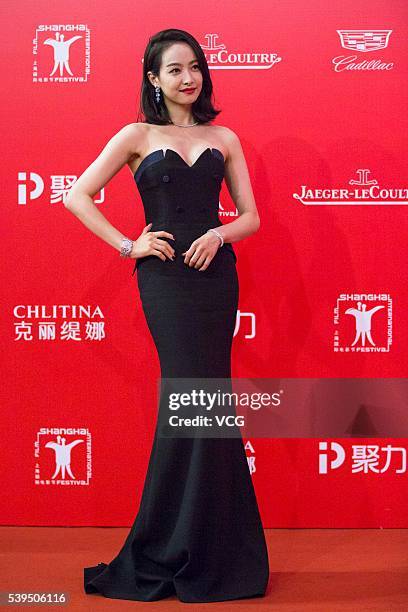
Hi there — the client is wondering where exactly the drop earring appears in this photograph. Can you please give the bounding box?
[154,85,161,104]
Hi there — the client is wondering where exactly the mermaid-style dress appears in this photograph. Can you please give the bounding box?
[83,146,269,603]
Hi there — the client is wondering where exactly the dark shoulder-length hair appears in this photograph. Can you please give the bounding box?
[136,29,221,125]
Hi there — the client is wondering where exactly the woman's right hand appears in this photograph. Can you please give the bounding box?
[131,223,175,262]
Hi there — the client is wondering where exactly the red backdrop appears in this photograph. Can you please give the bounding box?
[1,0,407,527]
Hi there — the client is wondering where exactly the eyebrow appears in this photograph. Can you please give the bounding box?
[166,60,198,67]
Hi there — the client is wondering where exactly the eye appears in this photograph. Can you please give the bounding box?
[170,64,200,73]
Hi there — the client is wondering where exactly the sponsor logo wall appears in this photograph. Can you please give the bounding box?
[2,2,407,527]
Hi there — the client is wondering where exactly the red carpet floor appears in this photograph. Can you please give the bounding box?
[0,527,407,610]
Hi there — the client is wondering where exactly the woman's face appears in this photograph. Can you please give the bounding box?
[149,42,203,106]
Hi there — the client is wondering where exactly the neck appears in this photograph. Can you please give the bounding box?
[169,117,196,126]
[166,102,196,126]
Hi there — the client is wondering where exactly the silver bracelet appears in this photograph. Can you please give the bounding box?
[207,228,224,247]
[120,237,133,257]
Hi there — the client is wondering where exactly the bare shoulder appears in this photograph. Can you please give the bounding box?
[216,125,240,145]
[116,122,149,161]
[115,121,147,138]
[213,126,242,162]
[214,125,238,137]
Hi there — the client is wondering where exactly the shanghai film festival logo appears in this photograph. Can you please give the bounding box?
[333,293,392,353]
[34,428,92,485]
[32,25,90,82]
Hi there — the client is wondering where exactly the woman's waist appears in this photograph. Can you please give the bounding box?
[148,219,221,229]
[147,221,223,243]
[132,238,237,276]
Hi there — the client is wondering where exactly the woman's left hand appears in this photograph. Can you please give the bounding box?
[182,231,222,271]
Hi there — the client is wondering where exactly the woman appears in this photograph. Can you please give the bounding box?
[66,28,269,603]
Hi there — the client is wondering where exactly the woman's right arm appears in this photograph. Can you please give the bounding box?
[64,123,142,253]
[65,123,175,261]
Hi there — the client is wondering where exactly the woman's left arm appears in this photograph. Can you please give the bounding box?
[182,128,260,270]
[214,126,260,244]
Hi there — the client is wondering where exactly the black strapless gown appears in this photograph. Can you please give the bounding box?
[83,147,269,603]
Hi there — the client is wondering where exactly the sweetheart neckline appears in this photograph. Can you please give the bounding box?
[133,147,224,181]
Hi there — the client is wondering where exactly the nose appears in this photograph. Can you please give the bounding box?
[182,70,195,83]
